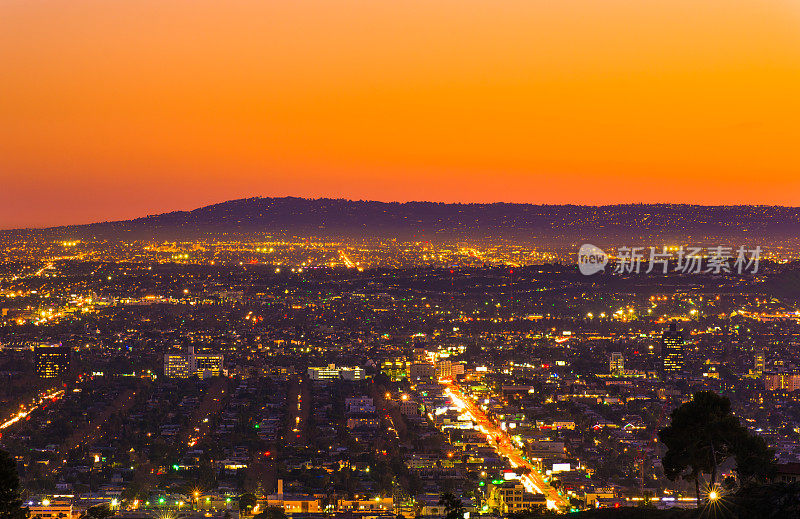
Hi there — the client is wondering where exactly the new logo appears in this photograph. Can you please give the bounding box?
[578,244,607,275]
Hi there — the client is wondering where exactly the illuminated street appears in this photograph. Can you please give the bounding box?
[444,383,571,511]
[0,388,65,430]
[2,0,800,515]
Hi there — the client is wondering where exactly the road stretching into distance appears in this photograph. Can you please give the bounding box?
[443,382,571,511]
[0,387,65,431]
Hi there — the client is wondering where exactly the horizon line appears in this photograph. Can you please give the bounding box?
[5,195,800,232]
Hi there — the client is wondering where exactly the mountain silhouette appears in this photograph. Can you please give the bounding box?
[4,197,800,245]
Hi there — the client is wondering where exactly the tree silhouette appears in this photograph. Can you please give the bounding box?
[438,492,464,519]
[0,449,27,519]
[238,493,257,513]
[253,506,288,519]
[507,509,558,519]
[732,481,800,519]
[734,433,776,486]
[658,391,747,505]
[79,504,115,519]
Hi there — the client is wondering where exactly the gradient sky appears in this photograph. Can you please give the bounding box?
[2,0,800,228]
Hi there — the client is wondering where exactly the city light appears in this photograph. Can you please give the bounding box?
[0,195,796,518]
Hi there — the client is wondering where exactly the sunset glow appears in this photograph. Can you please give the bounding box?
[2,0,800,227]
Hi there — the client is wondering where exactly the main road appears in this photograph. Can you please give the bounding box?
[0,387,65,431]
[443,382,570,511]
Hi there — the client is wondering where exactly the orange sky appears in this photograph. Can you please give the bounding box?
[2,0,800,228]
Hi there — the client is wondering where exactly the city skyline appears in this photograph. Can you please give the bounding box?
[3,2,800,516]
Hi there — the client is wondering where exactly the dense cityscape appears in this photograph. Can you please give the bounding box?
[1,229,799,519]
[4,1,800,517]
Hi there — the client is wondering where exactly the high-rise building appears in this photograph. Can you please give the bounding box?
[754,350,766,376]
[408,363,436,382]
[193,351,224,378]
[307,364,364,381]
[609,352,624,375]
[381,357,411,381]
[164,352,189,378]
[764,372,800,392]
[662,323,684,374]
[164,345,223,379]
[764,372,781,391]
[435,360,464,380]
[413,348,429,363]
[307,364,341,381]
[35,344,70,378]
